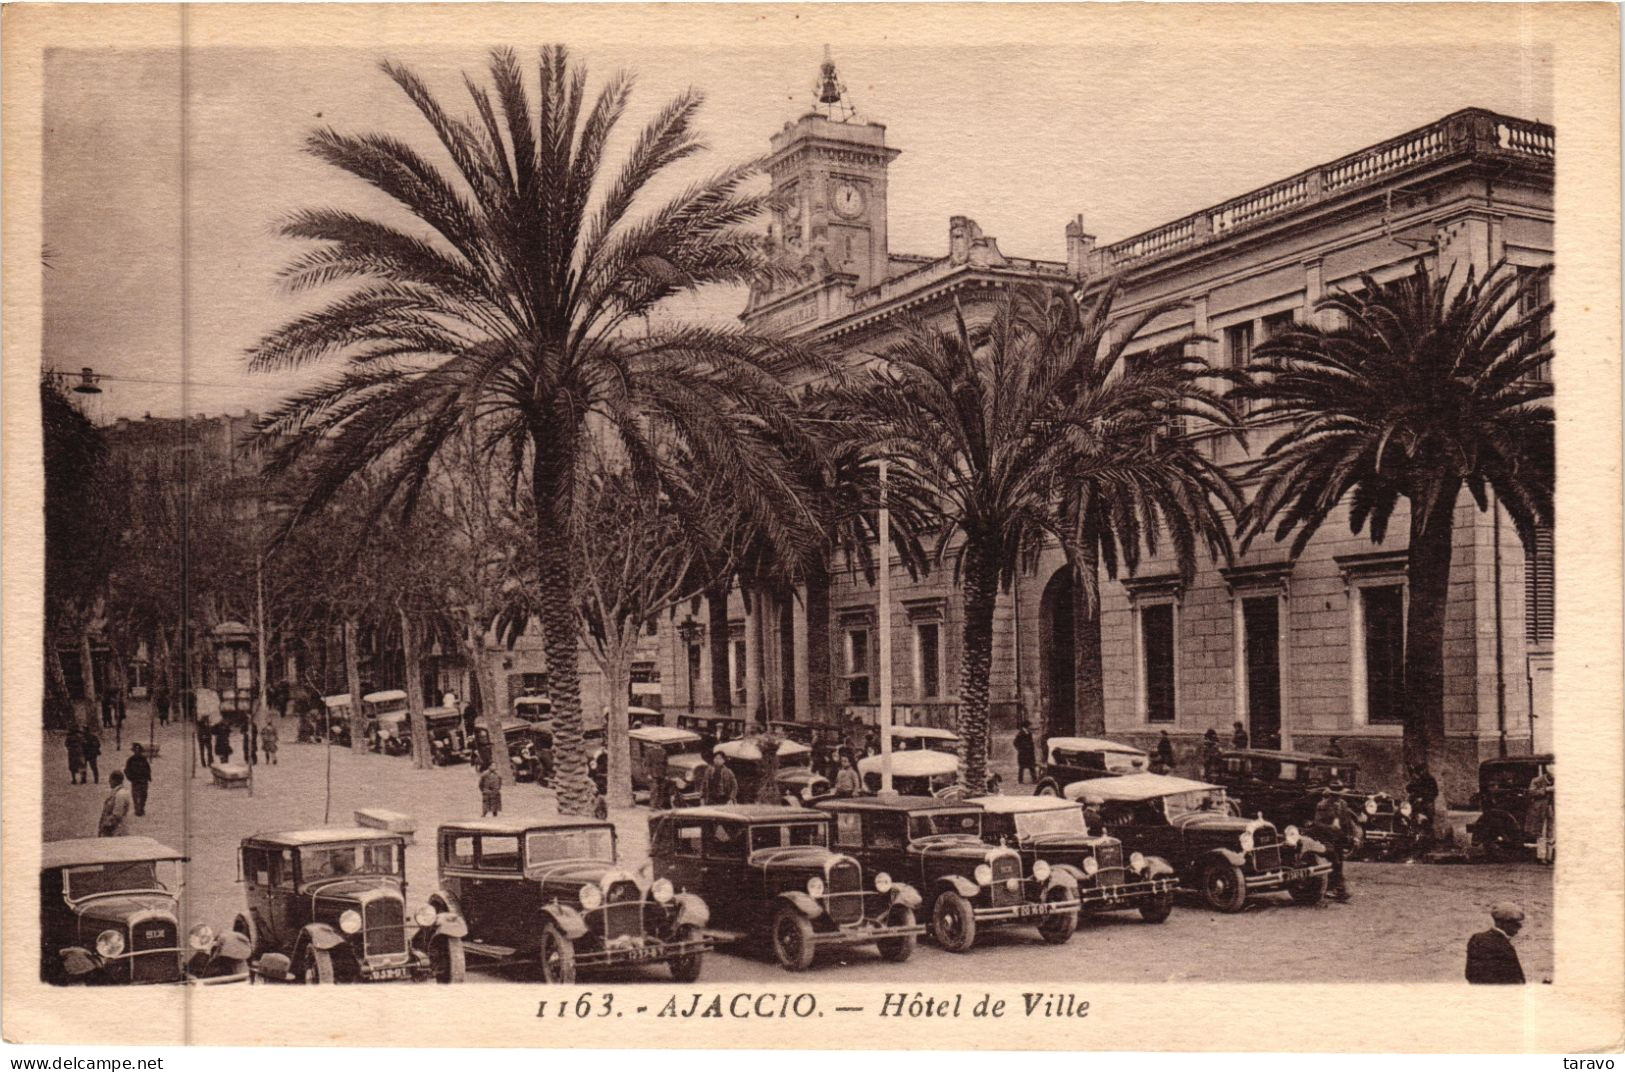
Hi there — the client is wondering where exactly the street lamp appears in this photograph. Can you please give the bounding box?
[870,459,895,794]
[677,617,704,713]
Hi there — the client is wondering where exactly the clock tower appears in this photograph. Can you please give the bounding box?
[756,51,900,303]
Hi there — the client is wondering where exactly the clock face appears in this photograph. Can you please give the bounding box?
[833,182,866,219]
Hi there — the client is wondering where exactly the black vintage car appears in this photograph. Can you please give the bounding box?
[649,805,925,971]
[713,737,832,805]
[1467,753,1555,861]
[431,819,712,984]
[233,828,449,983]
[1206,749,1410,858]
[424,705,468,766]
[1067,773,1332,912]
[40,837,247,986]
[974,796,1178,923]
[1032,736,1150,797]
[813,797,1079,952]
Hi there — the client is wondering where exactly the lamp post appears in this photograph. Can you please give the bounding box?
[677,617,704,713]
[874,459,894,794]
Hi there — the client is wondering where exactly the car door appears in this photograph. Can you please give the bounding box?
[472,834,530,950]
[863,812,914,887]
[653,816,711,914]
[704,820,750,929]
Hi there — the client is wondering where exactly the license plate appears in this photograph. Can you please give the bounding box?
[368,966,409,981]
[1282,867,1314,883]
[624,945,662,962]
[1012,902,1045,918]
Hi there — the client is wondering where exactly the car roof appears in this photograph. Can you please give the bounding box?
[662,804,826,824]
[1064,773,1220,803]
[891,725,961,740]
[1483,753,1554,767]
[858,751,959,776]
[246,826,404,847]
[422,705,458,717]
[515,694,551,703]
[322,694,352,706]
[43,836,185,870]
[1221,748,1359,766]
[440,818,612,836]
[627,705,660,715]
[816,795,978,813]
[630,726,700,743]
[714,737,812,761]
[1048,736,1148,755]
[363,689,408,704]
[971,795,1084,815]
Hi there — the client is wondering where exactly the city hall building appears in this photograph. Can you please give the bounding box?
[655,73,1555,798]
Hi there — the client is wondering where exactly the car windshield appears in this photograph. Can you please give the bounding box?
[747,823,828,852]
[63,860,175,900]
[301,842,401,881]
[1013,808,1087,838]
[1484,766,1539,791]
[1163,790,1233,819]
[908,811,982,839]
[526,828,615,863]
[777,750,812,769]
[663,740,700,756]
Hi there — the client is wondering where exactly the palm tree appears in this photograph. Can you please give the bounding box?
[1239,261,1553,767]
[1031,283,1244,735]
[251,46,810,814]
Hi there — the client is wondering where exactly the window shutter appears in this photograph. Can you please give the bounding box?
[1525,527,1554,645]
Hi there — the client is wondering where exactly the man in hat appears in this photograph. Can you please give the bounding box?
[1308,784,1357,901]
[1013,723,1037,784]
[124,743,153,818]
[1466,903,1527,984]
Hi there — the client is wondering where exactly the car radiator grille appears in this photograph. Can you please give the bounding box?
[825,860,864,925]
[599,902,645,942]
[363,898,407,956]
[1093,844,1125,887]
[1249,832,1282,872]
[130,921,180,983]
[988,855,1023,907]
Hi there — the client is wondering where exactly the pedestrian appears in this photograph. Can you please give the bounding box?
[98,772,133,837]
[478,763,502,817]
[1200,728,1221,775]
[697,751,738,806]
[1013,724,1037,784]
[82,726,102,784]
[270,680,289,719]
[66,725,87,784]
[247,719,259,765]
[124,743,153,817]
[261,718,279,765]
[154,682,171,727]
[1308,785,1356,902]
[443,690,459,711]
[214,721,233,766]
[1154,730,1176,771]
[1406,763,1439,823]
[1526,768,1553,855]
[101,688,114,728]
[833,753,860,797]
[1231,721,1249,750]
[1466,903,1527,984]
[646,748,671,809]
[1325,736,1346,758]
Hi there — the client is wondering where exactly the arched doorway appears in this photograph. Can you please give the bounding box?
[1038,568,1075,738]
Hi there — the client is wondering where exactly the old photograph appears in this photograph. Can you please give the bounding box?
[4,1,1620,1052]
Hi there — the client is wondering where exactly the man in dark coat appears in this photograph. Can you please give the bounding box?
[67,727,87,784]
[1308,785,1356,901]
[124,744,153,817]
[1406,763,1440,823]
[696,751,738,806]
[1231,721,1249,749]
[1466,903,1526,984]
[82,727,102,783]
[1013,725,1037,784]
[1154,731,1176,771]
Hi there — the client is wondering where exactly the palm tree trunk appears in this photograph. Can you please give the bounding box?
[706,580,733,717]
[343,617,367,753]
[805,559,832,724]
[399,607,431,770]
[531,459,594,817]
[777,585,796,721]
[1072,543,1106,737]
[957,543,999,792]
[1403,482,1461,770]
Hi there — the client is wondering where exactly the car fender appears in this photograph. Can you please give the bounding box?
[1052,863,1089,887]
[776,891,823,919]
[59,946,101,979]
[1041,871,1079,898]
[671,892,710,930]
[303,923,346,951]
[938,874,981,899]
[1034,779,1061,797]
[1297,835,1327,856]
[1145,856,1176,879]
[888,883,923,911]
[431,912,468,939]
[1202,848,1247,869]
[540,903,589,940]
[428,890,463,918]
[213,930,254,962]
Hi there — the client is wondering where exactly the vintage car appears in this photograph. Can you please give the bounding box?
[625,705,665,728]
[319,693,354,747]
[1467,753,1555,860]
[629,726,708,803]
[813,797,1079,952]
[889,725,963,754]
[1033,736,1150,796]
[649,805,924,971]
[1067,773,1332,912]
[714,737,832,805]
[40,837,248,986]
[1205,749,1409,858]
[512,693,553,725]
[424,705,468,766]
[368,708,413,756]
[973,796,1178,923]
[675,713,748,745]
[858,749,961,798]
[233,827,450,983]
[431,818,711,984]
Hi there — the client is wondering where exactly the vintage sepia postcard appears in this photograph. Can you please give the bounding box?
[3,2,1620,1054]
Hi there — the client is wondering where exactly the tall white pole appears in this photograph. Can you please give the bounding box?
[877,459,894,794]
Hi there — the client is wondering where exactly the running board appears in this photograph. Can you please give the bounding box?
[463,940,519,960]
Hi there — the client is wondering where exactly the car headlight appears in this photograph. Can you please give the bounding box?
[1283,825,1301,846]
[806,876,825,898]
[1399,801,1413,817]
[873,872,893,893]
[973,864,994,886]
[1081,856,1099,876]
[188,923,215,951]
[1032,859,1051,882]
[651,878,675,903]
[1364,797,1378,815]
[1239,830,1256,852]
[96,929,125,958]
[578,884,603,910]
[339,909,362,934]
[1129,852,1147,873]
[415,905,438,927]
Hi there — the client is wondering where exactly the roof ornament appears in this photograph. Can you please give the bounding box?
[812,45,858,122]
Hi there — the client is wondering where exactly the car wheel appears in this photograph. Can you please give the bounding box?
[875,905,917,963]
[1139,891,1174,924]
[539,924,577,985]
[667,925,704,983]
[1035,782,1059,798]
[431,936,466,983]
[1200,860,1248,913]
[771,907,816,972]
[1287,856,1328,906]
[233,913,261,958]
[931,892,978,953]
[1036,886,1078,945]
[1345,823,1367,860]
[301,946,334,984]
